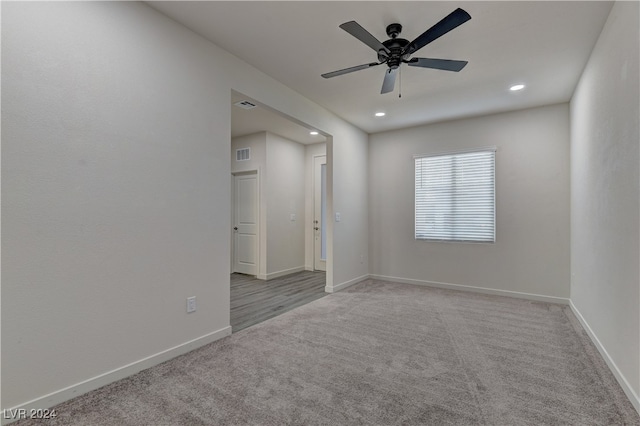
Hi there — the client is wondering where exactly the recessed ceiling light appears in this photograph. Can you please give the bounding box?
[375,112,386,117]
[510,84,525,91]
[310,131,319,136]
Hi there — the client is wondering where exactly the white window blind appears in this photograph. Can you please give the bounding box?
[415,149,495,242]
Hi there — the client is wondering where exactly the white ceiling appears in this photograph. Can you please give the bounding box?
[231,91,326,145]
[150,1,613,134]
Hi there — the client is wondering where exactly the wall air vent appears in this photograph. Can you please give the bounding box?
[234,100,257,110]
[236,148,250,161]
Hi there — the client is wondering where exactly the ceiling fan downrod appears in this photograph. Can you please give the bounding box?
[378,23,409,70]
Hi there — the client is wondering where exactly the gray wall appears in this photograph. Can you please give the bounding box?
[231,133,268,278]
[369,104,571,300]
[231,132,306,279]
[265,133,306,277]
[2,1,368,410]
[570,0,640,405]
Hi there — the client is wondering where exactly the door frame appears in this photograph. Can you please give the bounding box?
[313,154,327,271]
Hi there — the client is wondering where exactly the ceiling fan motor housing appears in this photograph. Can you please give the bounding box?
[382,44,410,68]
[377,23,411,69]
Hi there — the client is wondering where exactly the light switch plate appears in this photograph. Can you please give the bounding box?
[186,296,196,313]
[335,212,341,222]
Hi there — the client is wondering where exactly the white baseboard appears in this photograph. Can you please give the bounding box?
[1,326,232,425]
[325,274,370,293]
[569,300,640,414]
[369,274,570,305]
[266,266,305,280]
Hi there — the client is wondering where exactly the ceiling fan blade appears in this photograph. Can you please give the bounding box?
[321,62,381,79]
[408,58,468,72]
[404,8,471,56]
[381,68,398,94]
[339,21,391,55]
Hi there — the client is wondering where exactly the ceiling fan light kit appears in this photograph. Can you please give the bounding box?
[322,8,471,95]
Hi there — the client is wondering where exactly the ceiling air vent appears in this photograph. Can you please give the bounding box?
[236,148,250,161]
[234,100,257,110]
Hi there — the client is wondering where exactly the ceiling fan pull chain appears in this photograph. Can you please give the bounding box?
[399,66,402,98]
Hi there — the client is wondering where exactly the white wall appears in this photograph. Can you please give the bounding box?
[231,133,267,278]
[328,132,370,292]
[369,104,570,301]
[1,1,368,412]
[231,133,267,174]
[570,0,640,409]
[231,132,306,279]
[265,133,305,277]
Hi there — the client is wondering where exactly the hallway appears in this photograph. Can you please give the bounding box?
[230,271,327,332]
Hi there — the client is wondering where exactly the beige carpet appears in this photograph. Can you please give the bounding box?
[15,280,639,425]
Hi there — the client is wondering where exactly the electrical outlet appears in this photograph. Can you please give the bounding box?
[290,213,296,221]
[186,296,196,313]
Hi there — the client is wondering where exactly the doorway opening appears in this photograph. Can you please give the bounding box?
[229,90,331,332]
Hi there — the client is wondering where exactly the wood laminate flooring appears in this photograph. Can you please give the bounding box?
[230,270,327,332]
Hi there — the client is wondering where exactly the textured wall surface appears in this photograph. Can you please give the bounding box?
[570,0,640,403]
[2,1,368,410]
[369,104,571,299]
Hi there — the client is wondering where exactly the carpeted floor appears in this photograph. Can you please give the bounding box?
[15,279,639,425]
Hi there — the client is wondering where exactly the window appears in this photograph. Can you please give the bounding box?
[415,148,495,242]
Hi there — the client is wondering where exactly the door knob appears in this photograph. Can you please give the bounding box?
[314,227,319,231]
[233,227,238,231]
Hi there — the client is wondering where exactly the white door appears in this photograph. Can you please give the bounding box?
[314,156,327,271]
[233,172,259,275]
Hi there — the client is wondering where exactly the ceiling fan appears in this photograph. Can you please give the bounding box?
[321,8,471,94]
